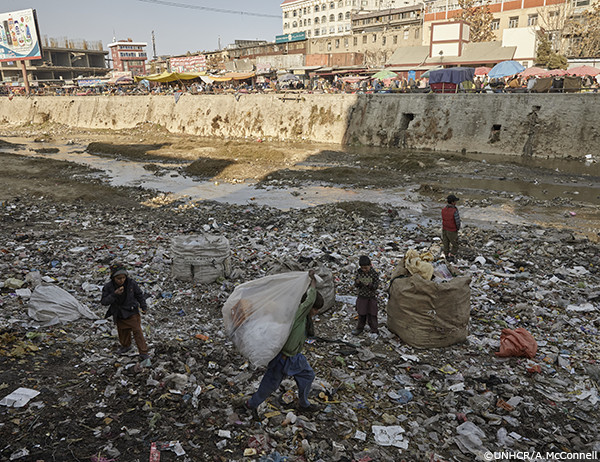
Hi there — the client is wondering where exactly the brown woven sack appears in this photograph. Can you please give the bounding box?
[387,272,471,348]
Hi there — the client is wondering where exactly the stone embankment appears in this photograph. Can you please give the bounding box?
[0,93,598,158]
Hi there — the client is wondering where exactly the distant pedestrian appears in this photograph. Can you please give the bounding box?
[352,256,380,335]
[101,263,150,360]
[442,194,461,261]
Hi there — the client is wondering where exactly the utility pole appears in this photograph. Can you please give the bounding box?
[152,30,157,59]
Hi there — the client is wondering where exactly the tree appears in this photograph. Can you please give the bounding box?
[455,0,495,42]
[535,32,568,69]
[569,1,600,57]
[537,3,575,56]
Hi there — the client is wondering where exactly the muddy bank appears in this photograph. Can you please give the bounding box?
[1,124,599,242]
[1,93,599,158]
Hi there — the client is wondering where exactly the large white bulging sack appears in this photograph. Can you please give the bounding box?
[171,234,231,283]
[222,272,311,367]
[28,285,98,323]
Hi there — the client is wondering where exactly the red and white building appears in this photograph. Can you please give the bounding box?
[108,39,148,75]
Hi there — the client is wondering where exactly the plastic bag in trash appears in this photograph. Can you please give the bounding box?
[222,272,311,367]
[495,328,537,359]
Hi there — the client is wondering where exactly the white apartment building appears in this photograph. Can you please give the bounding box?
[281,0,419,38]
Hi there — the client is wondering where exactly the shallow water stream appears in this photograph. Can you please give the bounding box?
[2,137,600,238]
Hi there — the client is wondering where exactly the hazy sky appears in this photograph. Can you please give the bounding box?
[1,0,283,56]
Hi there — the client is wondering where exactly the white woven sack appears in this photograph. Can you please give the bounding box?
[28,285,98,323]
[171,234,231,283]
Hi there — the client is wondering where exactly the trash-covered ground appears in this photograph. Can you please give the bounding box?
[0,126,599,462]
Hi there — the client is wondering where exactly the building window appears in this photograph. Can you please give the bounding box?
[293,10,297,16]
[338,25,344,32]
[344,37,349,47]
[527,14,538,26]
[322,15,327,22]
[354,36,358,45]
[363,35,367,44]
[393,35,398,44]
[330,14,335,21]
[372,33,377,42]
[382,36,387,45]
[322,27,327,34]
[415,27,420,38]
[308,18,311,25]
[315,17,320,24]
[284,22,289,29]
[330,1,335,8]
[293,21,298,27]
[327,42,332,51]
[403,29,409,39]
[339,0,344,6]
[508,16,519,28]
[336,38,340,48]
[345,11,351,19]
[315,5,320,11]
[322,3,326,10]
[346,0,351,4]
[491,19,500,30]
[330,26,335,33]
[338,13,343,20]
[284,12,289,18]
[315,28,320,36]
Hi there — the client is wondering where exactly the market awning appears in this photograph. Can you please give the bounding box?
[107,76,134,85]
[134,71,206,83]
[206,72,256,83]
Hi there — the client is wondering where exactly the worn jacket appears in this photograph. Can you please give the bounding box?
[355,267,380,299]
[442,205,461,232]
[101,277,147,321]
[281,287,317,358]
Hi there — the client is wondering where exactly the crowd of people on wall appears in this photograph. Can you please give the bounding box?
[2,68,599,97]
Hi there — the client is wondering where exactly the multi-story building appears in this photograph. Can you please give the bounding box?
[107,39,148,75]
[422,0,589,46]
[306,5,424,66]
[281,0,417,39]
[0,36,109,83]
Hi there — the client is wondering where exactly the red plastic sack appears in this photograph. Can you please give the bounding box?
[495,328,537,359]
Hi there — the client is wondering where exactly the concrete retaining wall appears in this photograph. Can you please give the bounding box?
[0,93,598,158]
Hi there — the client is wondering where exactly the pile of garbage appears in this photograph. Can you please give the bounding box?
[0,193,599,461]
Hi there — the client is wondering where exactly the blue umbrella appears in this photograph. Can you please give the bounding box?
[488,60,526,79]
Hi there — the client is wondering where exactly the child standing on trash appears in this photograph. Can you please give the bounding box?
[442,194,461,262]
[101,263,150,360]
[353,255,380,335]
[245,270,324,415]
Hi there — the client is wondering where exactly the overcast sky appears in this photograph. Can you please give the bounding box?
[1,0,283,56]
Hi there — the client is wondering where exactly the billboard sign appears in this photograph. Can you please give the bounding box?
[169,55,206,73]
[0,9,42,62]
[275,32,306,44]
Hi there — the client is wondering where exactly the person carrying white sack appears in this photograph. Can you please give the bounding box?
[244,270,324,414]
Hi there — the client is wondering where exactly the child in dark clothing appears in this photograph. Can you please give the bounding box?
[101,263,150,360]
[353,255,380,335]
